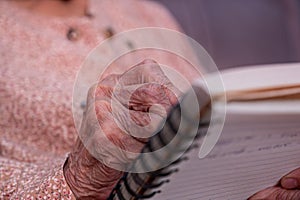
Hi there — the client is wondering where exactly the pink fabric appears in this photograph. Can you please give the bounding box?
[0,0,181,199]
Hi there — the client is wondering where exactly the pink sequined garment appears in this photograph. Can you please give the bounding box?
[0,0,181,199]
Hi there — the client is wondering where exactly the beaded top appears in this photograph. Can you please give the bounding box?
[0,0,181,199]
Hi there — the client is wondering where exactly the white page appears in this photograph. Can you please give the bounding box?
[220,63,300,92]
[226,100,300,114]
[152,112,300,200]
[194,62,300,101]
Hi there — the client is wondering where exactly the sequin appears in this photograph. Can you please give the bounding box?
[67,27,80,41]
[103,27,115,39]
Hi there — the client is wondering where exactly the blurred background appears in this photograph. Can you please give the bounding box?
[151,0,300,70]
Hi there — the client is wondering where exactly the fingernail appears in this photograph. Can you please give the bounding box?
[282,178,299,189]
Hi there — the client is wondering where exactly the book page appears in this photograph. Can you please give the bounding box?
[195,63,300,101]
[220,63,300,93]
[152,111,300,200]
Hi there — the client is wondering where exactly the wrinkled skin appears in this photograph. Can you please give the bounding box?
[64,58,300,200]
[249,168,300,200]
[63,59,179,199]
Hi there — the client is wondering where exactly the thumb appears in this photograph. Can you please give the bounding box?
[281,168,300,189]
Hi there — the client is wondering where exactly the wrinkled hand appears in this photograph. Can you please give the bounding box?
[249,168,300,200]
[64,59,179,199]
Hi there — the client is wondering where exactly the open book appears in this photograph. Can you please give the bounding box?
[108,63,300,200]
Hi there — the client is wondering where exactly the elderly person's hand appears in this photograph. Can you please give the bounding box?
[63,59,179,199]
[249,168,300,200]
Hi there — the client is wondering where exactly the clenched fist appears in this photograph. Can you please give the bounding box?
[63,59,180,199]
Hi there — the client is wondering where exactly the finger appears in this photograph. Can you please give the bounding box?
[281,168,300,189]
[249,187,300,200]
[115,60,181,107]
[95,82,167,141]
[95,74,120,99]
[94,100,146,153]
[108,60,180,140]
[118,59,168,85]
[114,81,179,138]
[82,74,120,143]
[85,74,120,106]
[120,59,181,94]
[111,93,166,142]
[79,95,144,156]
[129,83,173,112]
[88,100,145,167]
